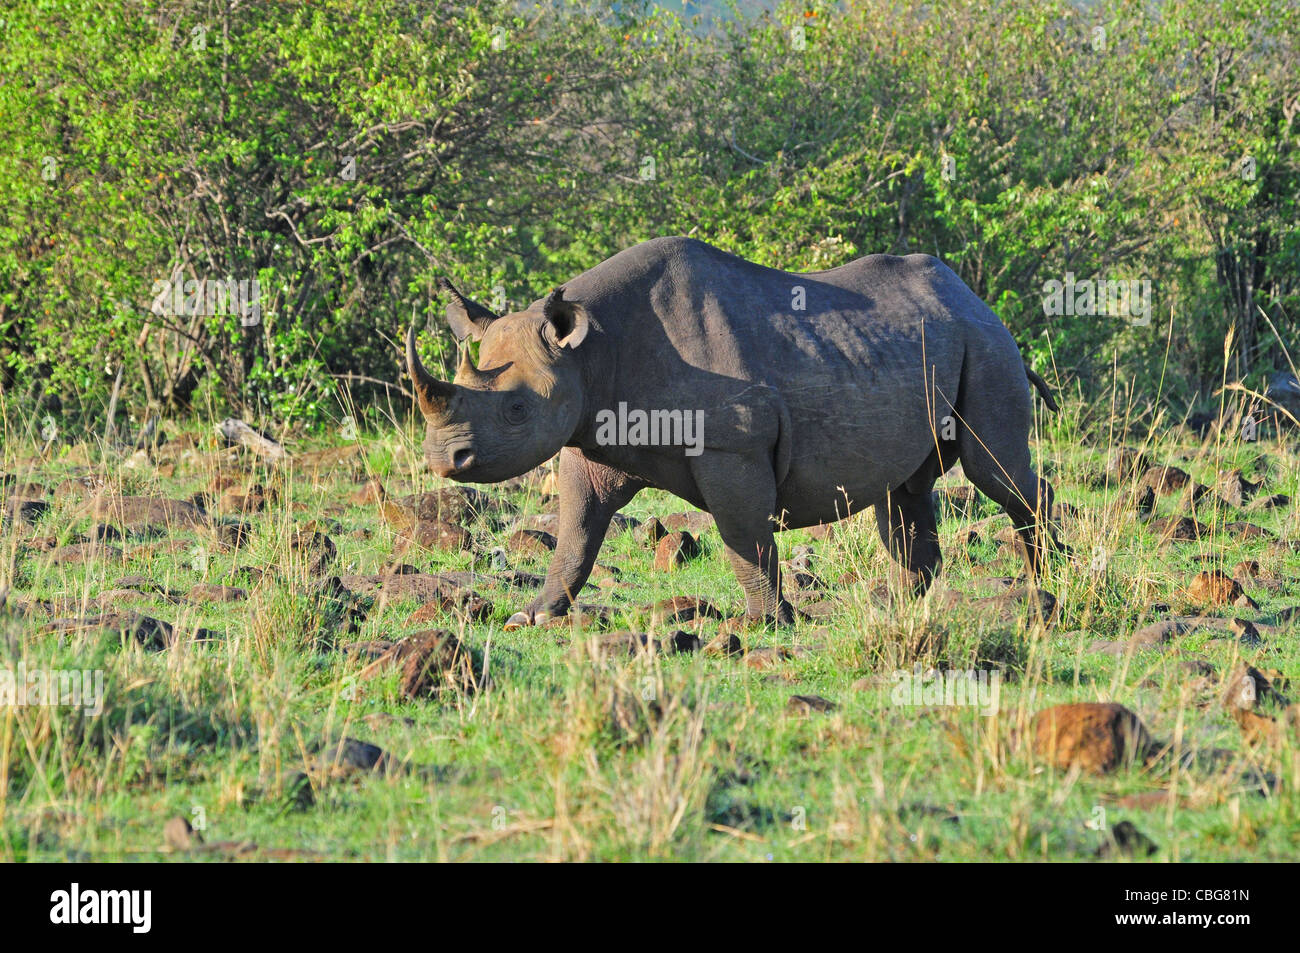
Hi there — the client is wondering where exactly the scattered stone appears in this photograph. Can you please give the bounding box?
[507,529,556,558]
[1030,702,1158,773]
[647,595,721,625]
[1216,469,1259,508]
[1107,448,1151,481]
[290,530,337,576]
[88,494,209,529]
[163,816,201,851]
[185,583,248,604]
[1147,515,1206,542]
[1186,570,1243,606]
[654,531,701,571]
[635,516,668,546]
[744,646,794,670]
[395,519,472,554]
[787,694,836,715]
[349,477,386,505]
[1095,820,1159,858]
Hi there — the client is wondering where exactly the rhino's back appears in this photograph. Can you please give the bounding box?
[566,236,1000,387]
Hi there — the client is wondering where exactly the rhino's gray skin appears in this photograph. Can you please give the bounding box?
[406,236,1059,627]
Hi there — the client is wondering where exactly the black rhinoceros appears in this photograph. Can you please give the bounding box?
[405,236,1060,627]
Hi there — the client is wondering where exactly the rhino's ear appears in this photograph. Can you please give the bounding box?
[542,286,589,349]
[438,277,498,342]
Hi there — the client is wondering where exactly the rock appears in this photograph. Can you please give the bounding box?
[588,630,700,658]
[407,591,493,623]
[787,694,836,715]
[1107,448,1151,481]
[163,816,201,851]
[635,516,668,546]
[744,646,794,670]
[703,632,745,658]
[1233,560,1260,580]
[349,477,386,505]
[88,494,208,529]
[290,530,337,576]
[507,529,556,557]
[2,497,49,527]
[384,488,494,527]
[1186,570,1244,606]
[220,484,272,513]
[1216,469,1259,507]
[312,737,394,778]
[653,531,701,571]
[210,520,253,550]
[294,444,365,473]
[1029,702,1157,773]
[46,542,124,565]
[1147,515,1206,542]
[279,771,315,811]
[185,583,248,604]
[40,611,217,650]
[1221,665,1294,744]
[1246,493,1290,511]
[807,522,836,541]
[1095,820,1158,858]
[52,474,107,500]
[395,519,471,554]
[647,595,721,625]
[1223,521,1272,541]
[1138,465,1191,496]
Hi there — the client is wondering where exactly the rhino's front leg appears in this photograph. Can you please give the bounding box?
[504,448,644,629]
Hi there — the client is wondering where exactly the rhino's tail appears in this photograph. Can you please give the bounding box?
[1025,365,1060,413]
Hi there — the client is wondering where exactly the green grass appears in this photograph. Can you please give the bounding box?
[2,402,1299,862]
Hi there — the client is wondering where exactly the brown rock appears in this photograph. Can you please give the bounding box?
[507,528,556,558]
[787,694,836,715]
[1186,570,1243,606]
[396,519,471,553]
[635,516,668,546]
[185,583,248,604]
[1107,448,1151,481]
[290,530,337,576]
[359,629,480,698]
[1029,702,1157,773]
[349,477,386,505]
[647,595,721,625]
[744,646,794,670]
[1138,465,1191,496]
[88,494,208,529]
[654,531,701,571]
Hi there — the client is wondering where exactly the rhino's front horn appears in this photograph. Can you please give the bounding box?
[406,326,456,416]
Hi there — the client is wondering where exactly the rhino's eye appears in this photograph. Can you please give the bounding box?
[504,398,530,425]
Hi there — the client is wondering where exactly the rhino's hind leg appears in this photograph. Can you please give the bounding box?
[957,418,1060,578]
[692,453,794,625]
[874,485,942,597]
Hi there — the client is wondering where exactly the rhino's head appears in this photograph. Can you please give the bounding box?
[405,279,589,483]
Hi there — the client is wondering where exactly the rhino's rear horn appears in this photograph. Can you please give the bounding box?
[406,326,456,416]
[438,277,498,342]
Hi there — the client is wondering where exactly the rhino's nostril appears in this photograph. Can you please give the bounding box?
[452,448,475,472]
